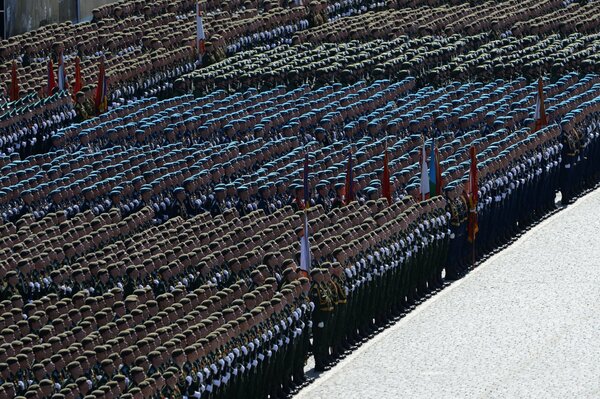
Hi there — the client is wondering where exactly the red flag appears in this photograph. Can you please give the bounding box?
[382,144,392,204]
[73,57,83,98]
[467,146,479,243]
[344,148,354,205]
[47,58,57,97]
[9,60,19,102]
[94,57,108,115]
[534,77,547,132]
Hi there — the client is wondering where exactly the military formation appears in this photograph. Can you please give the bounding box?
[0,91,75,157]
[1,0,600,398]
[186,4,600,94]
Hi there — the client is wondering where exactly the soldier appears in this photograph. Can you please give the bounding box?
[560,122,580,205]
[314,183,332,212]
[329,261,348,360]
[161,371,183,399]
[331,183,346,209]
[74,92,90,123]
[205,186,227,216]
[171,187,197,219]
[235,186,253,217]
[449,183,469,276]
[257,186,274,216]
[308,269,334,372]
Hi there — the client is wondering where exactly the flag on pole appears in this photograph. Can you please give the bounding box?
[94,57,108,115]
[534,77,547,132]
[429,138,442,196]
[467,146,479,243]
[382,143,392,204]
[299,212,311,276]
[57,51,67,91]
[196,0,206,61]
[420,143,430,200]
[344,148,355,205]
[303,152,310,209]
[47,58,57,97]
[73,56,83,97]
[435,147,443,194]
[9,60,19,102]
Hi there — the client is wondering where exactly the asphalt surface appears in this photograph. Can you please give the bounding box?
[296,189,600,399]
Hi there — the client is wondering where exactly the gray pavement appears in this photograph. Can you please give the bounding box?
[296,189,600,399]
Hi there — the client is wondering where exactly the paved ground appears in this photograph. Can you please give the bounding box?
[297,189,600,399]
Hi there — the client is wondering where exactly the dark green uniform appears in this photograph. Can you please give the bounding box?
[309,281,334,371]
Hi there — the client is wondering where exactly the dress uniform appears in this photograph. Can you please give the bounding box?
[308,269,334,371]
[329,264,348,359]
[161,371,184,399]
[560,126,581,204]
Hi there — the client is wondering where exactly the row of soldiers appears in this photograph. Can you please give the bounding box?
[2,82,600,399]
[0,91,75,158]
[1,115,599,398]
[560,114,600,205]
[151,280,313,399]
[444,114,600,278]
[306,113,600,375]
[0,279,314,399]
[309,196,450,371]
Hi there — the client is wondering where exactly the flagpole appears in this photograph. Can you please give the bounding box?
[472,194,476,267]
[472,237,476,268]
[420,135,429,201]
[424,134,426,201]
[468,150,477,269]
[349,132,353,205]
[344,133,354,206]
[386,128,392,204]
[301,137,311,277]
[469,146,478,268]
[383,129,391,205]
